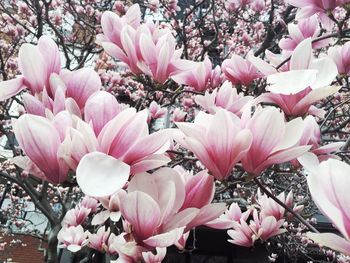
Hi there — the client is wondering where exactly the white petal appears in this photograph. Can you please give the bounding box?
[76,152,130,197]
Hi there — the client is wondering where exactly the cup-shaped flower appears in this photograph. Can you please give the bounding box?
[175,109,252,180]
[241,107,311,175]
[285,0,337,20]
[195,81,253,116]
[13,114,70,183]
[222,55,260,86]
[328,41,350,76]
[0,36,61,101]
[171,57,212,92]
[279,15,329,51]
[206,202,251,229]
[57,225,89,253]
[266,38,338,95]
[119,168,226,249]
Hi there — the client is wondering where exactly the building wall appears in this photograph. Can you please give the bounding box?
[0,234,46,263]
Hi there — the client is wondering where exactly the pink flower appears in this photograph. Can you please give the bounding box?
[195,81,253,116]
[57,225,89,252]
[63,205,91,226]
[171,108,187,122]
[80,196,99,212]
[256,189,303,221]
[97,108,172,174]
[251,0,265,12]
[250,210,286,241]
[138,32,189,83]
[285,0,338,20]
[119,168,226,249]
[88,227,111,252]
[172,57,213,92]
[279,15,329,51]
[0,37,101,113]
[222,55,260,86]
[175,110,252,180]
[252,39,339,117]
[292,116,344,165]
[299,154,350,256]
[206,202,251,229]
[0,36,60,101]
[328,41,350,76]
[227,219,256,247]
[13,113,70,183]
[265,38,337,95]
[92,192,123,225]
[241,107,310,175]
[65,108,172,175]
[210,65,223,88]
[149,101,167,120]
[108,233,144,262]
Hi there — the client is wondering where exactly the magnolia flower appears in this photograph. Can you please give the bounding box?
[172,57,212,92]
[252,39,339,117]
[250,210,286,241]
[195,81,253,116]
[328,41,350,76]
[64,108,172,175]
[256,189,303,221]
[227,219,257,247]
[92,192,123,225]
[0,36,101,113]
[63,205,91,227]
[266,38,338,95]
[241,107,310,175]
[98,4,187,81]
[13,113,71,183]
[88,227,111,252]
[119,168,226,249]
[57,225,89,252]
[285,0,338,20]
[175,109,252,180]
[0,36,60,101]
[138,32,188,83]
[292,115,344,165]
[299,154,350,256]
[206,202,251,229]
[221,55,260,86]
[279,15,329,51]
[149,101,167,119]
[171,108,186,122]
[142,247,167,263]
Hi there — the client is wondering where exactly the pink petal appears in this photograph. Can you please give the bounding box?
[84,91,121,135]
[18,44,46,93]
[0,77,25,101]
[63,68,102,109]
[307,232,350,256]
[143,227,185,248]
[120,191,161,241]
[13,114,63,183]
[38,36,61,77]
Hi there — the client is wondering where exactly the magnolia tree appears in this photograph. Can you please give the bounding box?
[0,0,350,262]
